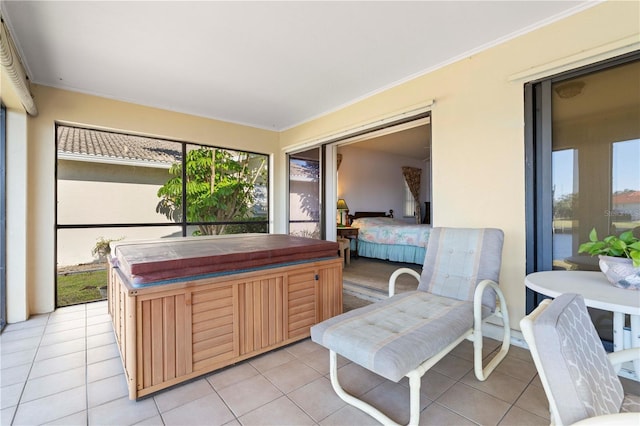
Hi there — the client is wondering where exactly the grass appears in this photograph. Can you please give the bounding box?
[57,269,108,307]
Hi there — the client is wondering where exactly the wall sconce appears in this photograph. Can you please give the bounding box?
[337,199,349,226]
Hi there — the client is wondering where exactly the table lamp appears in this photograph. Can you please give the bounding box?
[337,199,349,226]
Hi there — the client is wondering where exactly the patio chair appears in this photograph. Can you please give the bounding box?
[520,293,640,426]
[311,227,510,426]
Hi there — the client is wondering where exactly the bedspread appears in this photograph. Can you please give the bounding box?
[351,217,431,247]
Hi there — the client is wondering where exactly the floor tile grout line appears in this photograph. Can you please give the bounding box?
[149,393,166,426]
[204,373,242,425]
[7,311,52,426]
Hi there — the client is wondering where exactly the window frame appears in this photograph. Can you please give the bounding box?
[524,51,640,315]
[55,124,270,234]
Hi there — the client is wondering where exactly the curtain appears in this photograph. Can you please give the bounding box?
[402,166,421,223]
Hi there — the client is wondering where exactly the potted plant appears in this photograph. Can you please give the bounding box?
[578,228,640,290]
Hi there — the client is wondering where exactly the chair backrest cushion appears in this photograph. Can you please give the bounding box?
[532,293,623,425]
[418,227,503,310]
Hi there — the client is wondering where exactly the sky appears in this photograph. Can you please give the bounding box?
[553,138,640,200]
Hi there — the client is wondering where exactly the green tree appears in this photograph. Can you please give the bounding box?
[553,192,578,219]
[157,147,267,235]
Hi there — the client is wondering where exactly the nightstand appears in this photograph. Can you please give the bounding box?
[337,226,358,256]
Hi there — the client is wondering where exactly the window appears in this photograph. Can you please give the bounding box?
[525,53,639,346]
[288,149,321,239]
[403,180,414,217]
[56,125,269,306]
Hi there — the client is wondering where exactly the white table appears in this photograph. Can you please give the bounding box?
[525,271,640,376]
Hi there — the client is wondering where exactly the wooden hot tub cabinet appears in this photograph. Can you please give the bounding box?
[108,237,343,399]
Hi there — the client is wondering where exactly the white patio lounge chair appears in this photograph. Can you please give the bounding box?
[311,227,511,426]
[520,293,640,426]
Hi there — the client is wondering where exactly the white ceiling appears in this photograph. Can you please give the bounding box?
[2,1,596,131]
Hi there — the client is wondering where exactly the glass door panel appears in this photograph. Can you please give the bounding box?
[551,60,640,270]
[550,60,639,342]
[289,148,321,239]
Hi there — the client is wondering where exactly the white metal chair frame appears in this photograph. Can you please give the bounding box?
[521,298,640,426]
[328,268,511,426]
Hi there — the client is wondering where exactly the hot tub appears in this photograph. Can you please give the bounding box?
[108,234,343,399]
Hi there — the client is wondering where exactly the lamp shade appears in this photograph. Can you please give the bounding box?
[336,199,349,210]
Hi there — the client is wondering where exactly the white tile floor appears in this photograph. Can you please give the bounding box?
[1,300,553,425]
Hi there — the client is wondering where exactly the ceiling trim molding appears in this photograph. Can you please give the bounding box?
[508,35,640,83]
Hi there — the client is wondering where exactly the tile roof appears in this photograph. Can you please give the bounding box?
[613,190,640,205]
[57,126,182,165]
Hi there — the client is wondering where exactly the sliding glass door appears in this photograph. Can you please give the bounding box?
[526,53,640,343]
[288,148,322,239]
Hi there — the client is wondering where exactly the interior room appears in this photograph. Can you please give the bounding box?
[1,1,639,425]
[336,121,431,224]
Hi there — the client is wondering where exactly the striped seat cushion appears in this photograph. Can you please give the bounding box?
[311,290,489,382]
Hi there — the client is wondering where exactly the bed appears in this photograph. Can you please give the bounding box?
[347,211,432,264]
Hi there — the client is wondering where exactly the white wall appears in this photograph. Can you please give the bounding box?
[337,144,428,222]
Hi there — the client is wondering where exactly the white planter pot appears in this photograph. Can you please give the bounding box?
[598,255,640,290]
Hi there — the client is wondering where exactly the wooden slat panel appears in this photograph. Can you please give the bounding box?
[192,315,235,334]
[288,294,315,307]
[242,283,253,353]
[193,332,234,355]
[288,279,316,292]
[175,294,187,377]
[193,341,235,366]
[261,280,269,348]
[193,322,233,343]
[288,301,316,316]
[252,281,261,350]
[268,278,276,345]
[163,297,176,381]
[191,296,233,314]
[191,284,236,371]
[286,268,317,337]
[191,286,233,304]
[288,287,315,300]
[150,299,164,386]
[232,284,240,358]
[276,277,283,343]
[141,300,152,388]
[289,311,315,327]
[238,283,247,354]
[192,305,234,323]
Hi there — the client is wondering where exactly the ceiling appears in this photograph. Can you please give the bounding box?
[2,1,595,131]
[340,123,432,159]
